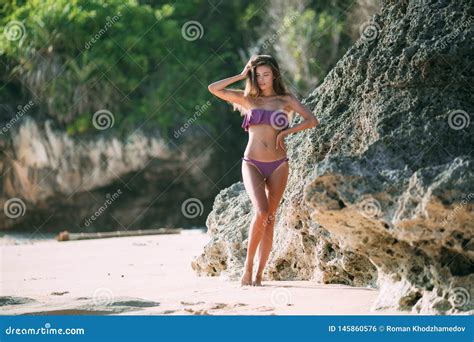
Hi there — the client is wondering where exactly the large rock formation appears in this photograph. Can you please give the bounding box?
[0,118,215,231]
[192,0,473,314]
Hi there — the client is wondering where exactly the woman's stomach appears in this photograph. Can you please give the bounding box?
[243,126,287,161]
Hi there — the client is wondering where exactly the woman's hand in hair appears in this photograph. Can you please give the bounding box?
[240,60,253,77]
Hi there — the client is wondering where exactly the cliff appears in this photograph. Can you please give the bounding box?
[0,118,214,231]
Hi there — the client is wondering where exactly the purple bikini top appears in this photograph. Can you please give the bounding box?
[241,108,290,132]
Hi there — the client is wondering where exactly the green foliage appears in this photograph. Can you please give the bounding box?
[0,0,359,137]
[0,0,255,137]
[290,8,346,87]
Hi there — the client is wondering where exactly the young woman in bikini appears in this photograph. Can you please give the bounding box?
[208,54,319,286]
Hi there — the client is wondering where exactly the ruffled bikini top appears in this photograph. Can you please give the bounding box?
[241,108,290,132]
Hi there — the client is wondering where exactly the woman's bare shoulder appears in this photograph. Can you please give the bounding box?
[281,94,294,111]
[243,94,260,110]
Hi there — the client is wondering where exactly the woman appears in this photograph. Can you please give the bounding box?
[208,55,319,286]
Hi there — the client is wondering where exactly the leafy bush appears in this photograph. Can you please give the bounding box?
[0,0,366,137]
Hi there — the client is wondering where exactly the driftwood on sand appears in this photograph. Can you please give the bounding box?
[56,228,181,241]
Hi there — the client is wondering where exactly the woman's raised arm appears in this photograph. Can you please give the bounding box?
[207,61,252,107]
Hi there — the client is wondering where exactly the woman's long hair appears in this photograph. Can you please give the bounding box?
[230,54,294,122]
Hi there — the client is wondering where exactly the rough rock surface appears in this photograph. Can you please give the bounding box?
[193,0,473,314]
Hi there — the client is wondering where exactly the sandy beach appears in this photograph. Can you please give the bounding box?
[0,229,404,315]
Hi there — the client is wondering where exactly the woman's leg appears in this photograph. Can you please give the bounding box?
[254,160,289,286]
[241,159,269,286]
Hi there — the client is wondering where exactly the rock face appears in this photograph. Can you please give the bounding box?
[0,118,214,231]
[192,0,473,314]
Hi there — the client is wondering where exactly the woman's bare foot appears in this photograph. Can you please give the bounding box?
[240,268,252,286]
[252,274,263,286]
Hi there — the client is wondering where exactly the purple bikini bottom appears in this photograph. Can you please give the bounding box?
[242,156,289,179]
